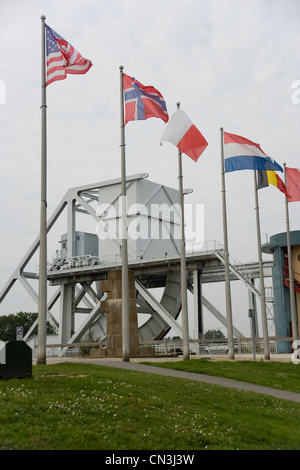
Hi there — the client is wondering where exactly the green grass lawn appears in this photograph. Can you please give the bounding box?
[142,358,300,393]
[0,361,299,450]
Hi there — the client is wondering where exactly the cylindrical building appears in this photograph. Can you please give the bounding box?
[263,231,300,352]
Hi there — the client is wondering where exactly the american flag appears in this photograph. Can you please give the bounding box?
[123,73,168,125]
[45,24,92,86]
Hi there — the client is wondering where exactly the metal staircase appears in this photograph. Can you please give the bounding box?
[213,245,260,297]
[212,243,277,334]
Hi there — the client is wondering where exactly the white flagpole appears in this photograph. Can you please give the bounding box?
[220,128,234,360]
[253,171,270,360]
[283,163,298,343]
[176,103,190,360]
[119,65,130,362]
[37,15,47,364]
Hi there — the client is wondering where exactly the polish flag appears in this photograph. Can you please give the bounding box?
[160,108,208,162]
[286,167,300,202]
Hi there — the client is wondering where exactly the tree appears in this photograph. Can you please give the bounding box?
[204,329,225,339]
[79,329,100,357]
[0,312,55,341]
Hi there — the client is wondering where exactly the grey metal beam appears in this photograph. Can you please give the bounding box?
[202,295,244,338]
[59,296,106,354]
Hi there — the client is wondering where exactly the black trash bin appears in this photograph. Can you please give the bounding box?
[0,340,32,379]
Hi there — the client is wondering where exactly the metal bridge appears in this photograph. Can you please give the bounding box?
[0,174,273,350]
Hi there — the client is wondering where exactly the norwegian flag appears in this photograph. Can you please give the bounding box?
[123,73,168,125]
[45,24,92,86]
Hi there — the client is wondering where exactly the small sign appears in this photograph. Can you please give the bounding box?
[16,326,23,341]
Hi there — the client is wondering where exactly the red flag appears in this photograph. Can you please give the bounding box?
[286,167,300,202]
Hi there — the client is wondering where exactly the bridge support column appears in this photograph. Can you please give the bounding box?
[59,283,75,345]
[193,269,203,339]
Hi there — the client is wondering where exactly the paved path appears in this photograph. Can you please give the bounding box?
[70,358,300,404]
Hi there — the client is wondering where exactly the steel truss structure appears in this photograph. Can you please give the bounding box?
[0,174,273,351]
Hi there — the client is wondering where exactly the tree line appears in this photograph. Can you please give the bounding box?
[0,312,55,342]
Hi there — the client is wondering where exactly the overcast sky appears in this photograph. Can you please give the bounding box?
[0,0,299,337]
